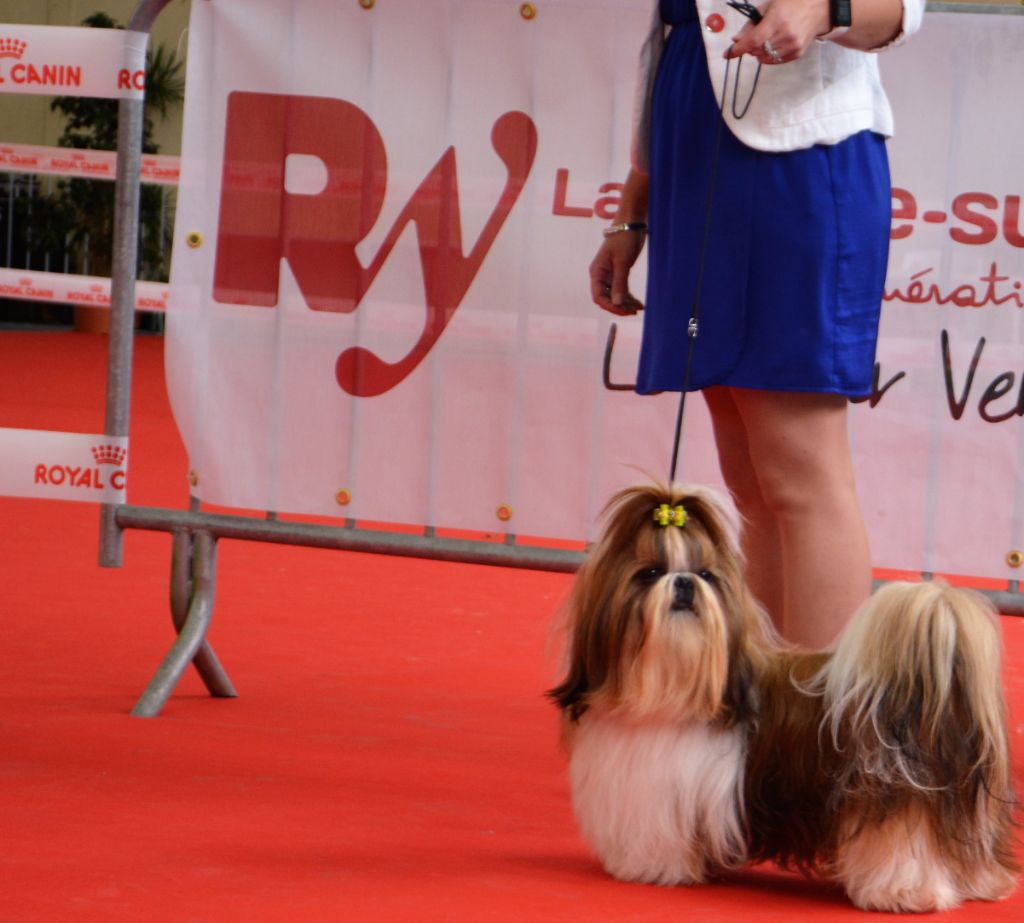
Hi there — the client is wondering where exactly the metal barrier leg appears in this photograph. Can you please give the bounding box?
[100,1,175,569]
[169,529,237,700]
[131,531,225,717]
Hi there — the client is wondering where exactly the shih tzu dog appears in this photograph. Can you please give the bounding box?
[549,483,1018,912]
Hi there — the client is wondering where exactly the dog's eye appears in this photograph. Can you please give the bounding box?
[698,570,717,584]
[635,566,665,586]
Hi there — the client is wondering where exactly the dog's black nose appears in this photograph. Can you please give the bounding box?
[672,575,695,612]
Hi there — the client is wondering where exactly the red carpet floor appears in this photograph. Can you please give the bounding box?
[2,330,1024,922]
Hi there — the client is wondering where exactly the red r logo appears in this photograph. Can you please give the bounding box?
[213,92,538,396]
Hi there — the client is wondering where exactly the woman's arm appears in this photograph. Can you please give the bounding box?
[589,169,650,316]
[828,0,907,49]
[726,0,906,65]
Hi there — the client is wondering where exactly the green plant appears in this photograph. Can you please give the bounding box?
[49,11,184,281]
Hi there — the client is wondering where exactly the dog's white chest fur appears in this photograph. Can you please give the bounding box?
[568,714,747,885]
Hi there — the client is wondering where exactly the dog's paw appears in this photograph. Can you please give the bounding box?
[835,808,968,912]
[958,863,1019,904]
[603,858,706,888]
[846,879,961,914]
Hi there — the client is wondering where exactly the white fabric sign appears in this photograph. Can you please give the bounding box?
[0,25,147,99]
[863,15,1024,578]
[0,429,128,503]
[165,0,1024,580]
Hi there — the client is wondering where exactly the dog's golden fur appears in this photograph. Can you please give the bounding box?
[550,482,1018,911]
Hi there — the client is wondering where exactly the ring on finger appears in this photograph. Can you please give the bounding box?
[762,39,782,63]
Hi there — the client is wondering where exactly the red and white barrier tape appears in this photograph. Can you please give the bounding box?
[0,428,128,504]
[0,267,168,312]
[0,143,179,185]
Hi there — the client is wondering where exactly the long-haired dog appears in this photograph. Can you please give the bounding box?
[549,483,1018,912]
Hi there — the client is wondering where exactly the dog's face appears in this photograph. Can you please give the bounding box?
[551,484,767,725]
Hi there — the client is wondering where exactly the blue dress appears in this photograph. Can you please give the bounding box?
[637,0,892,397]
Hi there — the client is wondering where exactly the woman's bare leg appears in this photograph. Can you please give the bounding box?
[703,387,785,631]
[704,387,871,649]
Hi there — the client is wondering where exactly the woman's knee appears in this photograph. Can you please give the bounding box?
[734,392,857,519]
[754,458,841,522]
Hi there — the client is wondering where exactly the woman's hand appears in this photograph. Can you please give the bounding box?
[725,0,830,65]
[590,230,647,316]
[592,169,650,315]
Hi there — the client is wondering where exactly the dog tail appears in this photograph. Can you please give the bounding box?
[819,580,1011,798]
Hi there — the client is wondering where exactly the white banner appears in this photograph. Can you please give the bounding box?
[0,268,169,312]
[165,0,1024,579]
[0,25,148,99]
[0,429,128,503]
[859,15,1024,579]
[0,143,180,184]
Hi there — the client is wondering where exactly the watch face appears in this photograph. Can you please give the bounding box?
[830,0,853,26]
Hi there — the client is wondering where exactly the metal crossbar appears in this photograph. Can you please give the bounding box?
[118,506,585,716]
[117,506,585,572]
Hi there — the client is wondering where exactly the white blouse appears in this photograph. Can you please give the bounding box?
[631,0,926,165]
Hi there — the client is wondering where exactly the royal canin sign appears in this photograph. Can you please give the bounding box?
[0,25,148,100]
[0,430,129,504]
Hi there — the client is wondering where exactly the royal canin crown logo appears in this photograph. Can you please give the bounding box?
[0,37,83,90]
[0,38,27,60]
[34,443,128,492]
[91,444,127,466]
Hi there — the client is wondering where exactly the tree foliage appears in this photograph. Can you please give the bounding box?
[48,11,185,279]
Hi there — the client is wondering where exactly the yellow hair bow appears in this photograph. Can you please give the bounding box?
[653,503,688,528]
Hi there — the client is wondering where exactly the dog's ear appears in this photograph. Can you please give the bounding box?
[547,593,617,721]
[549,636,604,722]
[547,659,590,720]
[547,517,631,722]
[721,636,760,726]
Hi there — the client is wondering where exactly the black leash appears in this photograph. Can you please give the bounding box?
[668,10,762,483]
